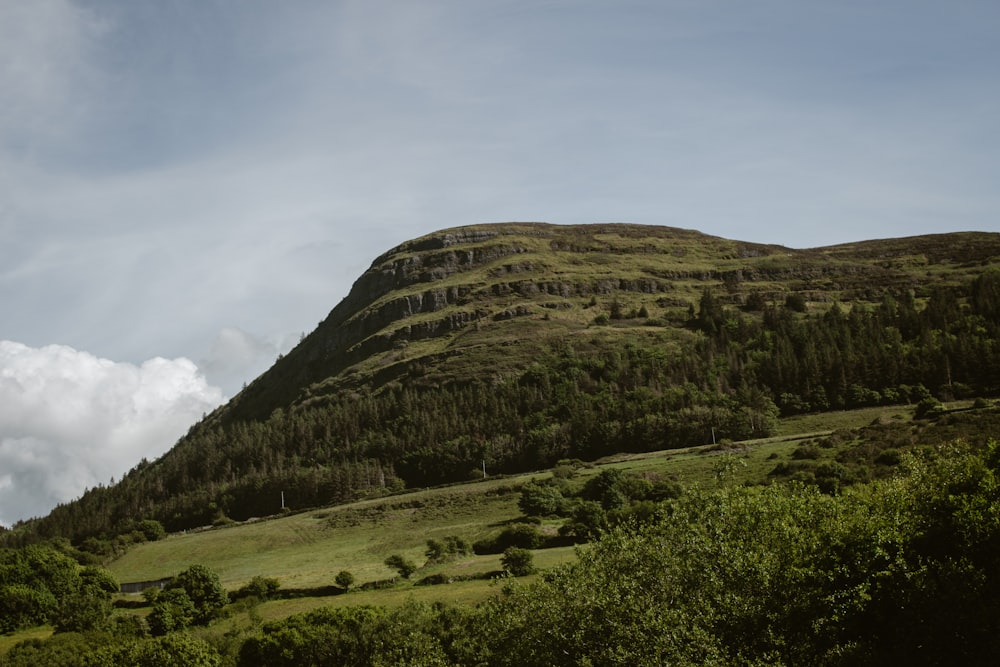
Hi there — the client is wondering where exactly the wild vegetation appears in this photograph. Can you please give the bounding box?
[4,428,1000,665]
[3,224,1000,664]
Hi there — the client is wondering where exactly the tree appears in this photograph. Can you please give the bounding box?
[166,564,228,624]
[518,482,564,517]
[785,292,808,312]
[335,570,355,590]
[501,547,535,576]
[134,519,166,542]
[0,583,57,634]
[148,588,195,636]
[384,554,417,579]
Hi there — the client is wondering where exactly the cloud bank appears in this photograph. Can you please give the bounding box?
[0,340,224,527]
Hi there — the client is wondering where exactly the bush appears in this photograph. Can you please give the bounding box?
[134,519,166,542]
[785,292,808,312]
[236,575,280,601]
[148,589,195,636]
[0,583,57,634]
[501,547,535,577]
[474,523,543,554]
[335,570,355,590]
[915,397,945,419]
[559,501,608,542]
[425,535,471,563]
[518,482,564,517]
[384,554,417,579]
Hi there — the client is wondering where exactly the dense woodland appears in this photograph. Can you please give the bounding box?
[5,270,999,548]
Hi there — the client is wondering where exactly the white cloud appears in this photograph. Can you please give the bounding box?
[0,340,224,527]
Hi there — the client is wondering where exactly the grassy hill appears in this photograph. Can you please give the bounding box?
[8,223,1000,549]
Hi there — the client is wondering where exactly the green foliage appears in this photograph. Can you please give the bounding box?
[133,519,166,542]
[148,588,195,636]
[517,482,564,517]
[2,632,110,667]
[334,570,355,590]
[235,575,280,601]
[915,396,945,419]
[558,500,607,542]
[53,590,112,634]
[237,601,473,667]
[500,547,535,577]
[0,583,57,634]
[96,633,222,667]
[165,565,228,625]
[425,535,471,564]
[238,605,383,666]
[384,554,418,579]
[473,523,542,554]
[474,441,1000,665]
[0,544,118,634]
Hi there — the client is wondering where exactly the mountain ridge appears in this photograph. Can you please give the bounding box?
[223,223,999,425]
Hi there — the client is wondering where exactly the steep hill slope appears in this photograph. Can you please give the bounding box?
[14,223,1000,545]
[218,223,999,422]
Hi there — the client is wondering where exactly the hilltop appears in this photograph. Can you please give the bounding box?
[9,222,1000,545]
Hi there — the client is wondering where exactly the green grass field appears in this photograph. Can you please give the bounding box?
[107,404,918,599]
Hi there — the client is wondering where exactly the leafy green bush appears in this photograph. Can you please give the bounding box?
[335,570,355,590]
[473,523,542,554]
[235,575,280,601]
[148,588,195,636]
[384,554,417,579]
[501,547,535,577]
[165,564,228,625]
[517,482,564,517]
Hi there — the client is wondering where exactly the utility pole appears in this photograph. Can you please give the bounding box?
[281,491,285,510]
[482,460,487,479]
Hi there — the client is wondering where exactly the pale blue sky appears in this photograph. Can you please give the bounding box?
[1,0,998,524]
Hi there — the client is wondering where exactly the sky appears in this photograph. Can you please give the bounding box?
[2,0,998,527]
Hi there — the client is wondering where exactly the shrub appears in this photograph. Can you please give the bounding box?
[236,575,280,601]
[501,547,535,577]
[335,570,355,590]
[134,519,166,542]
[147,588,195,636]
[915,397,945,420]
[384,554,417,579]
[518,482,564,517]
[425,535,469,563]
[792,444,822,460]
[0,584,57,634]
[475,523,544,554]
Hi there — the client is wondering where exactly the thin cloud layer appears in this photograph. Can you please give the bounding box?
[0,340,224,527]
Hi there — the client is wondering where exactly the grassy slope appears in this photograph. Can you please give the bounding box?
[3,400,992,653]
[106,404,926,603]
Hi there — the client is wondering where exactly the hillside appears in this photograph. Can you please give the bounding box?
[10,222,1000,545]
